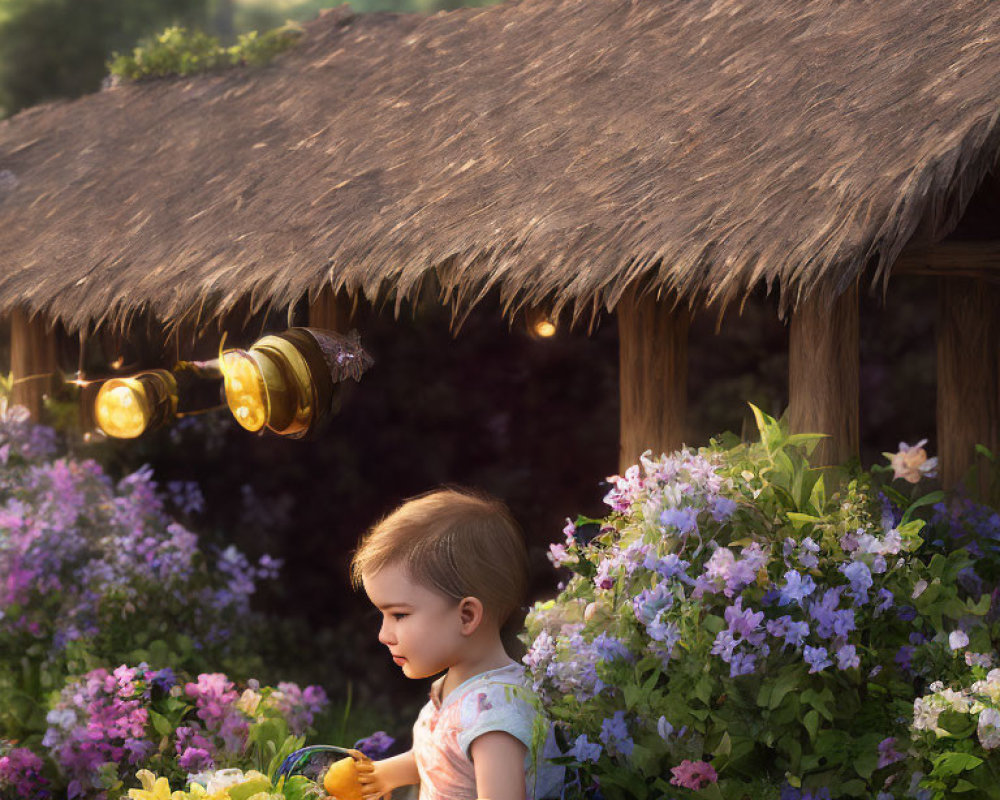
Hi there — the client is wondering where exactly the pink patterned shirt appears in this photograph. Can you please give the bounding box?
[412,663,563,800]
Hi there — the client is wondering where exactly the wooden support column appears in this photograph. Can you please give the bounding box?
[936,277,1000,491]
[617,288,689,472]
[788,282,859,466]
[10,307,60,421]
[308,285,353,332]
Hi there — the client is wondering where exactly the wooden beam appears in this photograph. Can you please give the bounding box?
[617,288,689,472]
[936,277,1000,491]
[10,307,60,421]
[894,241,1000,278]
[788,282,859,466]
[308,286,354,332]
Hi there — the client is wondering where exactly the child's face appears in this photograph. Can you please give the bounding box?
[362,562,465,680]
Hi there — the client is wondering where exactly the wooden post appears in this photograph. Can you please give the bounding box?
[617,288,689,472]
[10,307,60,421]
[308,285,353,332]
[787,282,859,466]
[936,277,1000,492]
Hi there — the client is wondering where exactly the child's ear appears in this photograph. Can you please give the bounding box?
[458,597,484,635]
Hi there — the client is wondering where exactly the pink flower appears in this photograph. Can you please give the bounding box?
[669,759,718,790]
[888,440,938,484]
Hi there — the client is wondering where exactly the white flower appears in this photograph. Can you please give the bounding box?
[912,580,928,599]
[978,708,1000,750]
[45,708,76,728]
[949,630,970,651]
[913,696,943,732]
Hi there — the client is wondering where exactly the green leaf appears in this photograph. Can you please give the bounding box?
[228,779,271,800]
[901,491,946,526]
[786,512,821,531]
[802,709,819,742]
[712,731,732,760]
[808,474,827,514]
[149,710,172,738]
[768,667,805,711]
[931,751,983,777]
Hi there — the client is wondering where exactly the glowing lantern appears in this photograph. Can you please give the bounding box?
[94,370,178,439]
[222,328,371,438]
[526,308,557,339]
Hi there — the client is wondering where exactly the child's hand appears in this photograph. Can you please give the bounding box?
[347,749,389,800]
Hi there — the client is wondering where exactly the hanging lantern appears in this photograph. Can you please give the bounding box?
[526,307,557,339]
[221,328,372,438]
[94,370,178,439]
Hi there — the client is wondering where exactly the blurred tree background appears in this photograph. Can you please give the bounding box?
[0,0,940,744]
[0,0,501,118]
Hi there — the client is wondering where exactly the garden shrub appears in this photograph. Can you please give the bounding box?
[0,402,281,746]
[522,407,1000,799]
[107,23,303,82]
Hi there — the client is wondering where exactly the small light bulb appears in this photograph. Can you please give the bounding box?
[533,320,557,338]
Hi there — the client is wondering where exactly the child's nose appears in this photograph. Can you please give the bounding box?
[378,621,395,646]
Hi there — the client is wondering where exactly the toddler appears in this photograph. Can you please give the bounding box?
[350,488,564,800]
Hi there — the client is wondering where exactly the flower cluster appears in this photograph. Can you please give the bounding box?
[126,767,311,800]
[0,405,282,760]
[41,664,327,799]
[43,665,162,798]
[522,411,999,799]
[912,666,1000,748]
[0,741,50,800]
[0,407,280,661]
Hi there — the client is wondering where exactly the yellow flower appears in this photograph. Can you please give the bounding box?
[236,688,262,716]
[128,770,188,800]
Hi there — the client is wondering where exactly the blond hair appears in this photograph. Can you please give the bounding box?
[351,487,529,627]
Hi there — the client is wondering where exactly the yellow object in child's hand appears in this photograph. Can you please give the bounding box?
[323,756,364,800]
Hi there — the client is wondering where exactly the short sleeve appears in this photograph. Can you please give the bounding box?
[455,681,537,759]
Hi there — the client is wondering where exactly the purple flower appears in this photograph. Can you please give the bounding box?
[594,559,615,591]
[567,734,602,763]
[660,506,699,534]
[840,561,873,605]
[178,746,213,772]
[778,570,817,606]
[354,731,395,759]
[0,745,48,800]
[835,644,859,670]
[632,584,674,625]
[808,588,855,639]
[803,645,832,673]
[874,589,894,616]
[646,613,680,648]
[724,597,765,642]
[767,616,810,649]
[593,633,631,663]
[877,737,905,769]
[709,496,738,522]
[642,553,691,581]
[599,711,634,758]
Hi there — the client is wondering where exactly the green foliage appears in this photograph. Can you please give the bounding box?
[0,0,208,117]
[108,22,303,81]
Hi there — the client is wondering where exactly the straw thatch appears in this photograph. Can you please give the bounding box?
[0,0,998,331]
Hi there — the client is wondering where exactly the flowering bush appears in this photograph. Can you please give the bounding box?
[522,408,999,799]
[0,741,50,799]
[33,662,327,799]
[0,404,280,743]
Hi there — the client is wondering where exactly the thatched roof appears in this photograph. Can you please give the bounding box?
[0,0,998,331]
